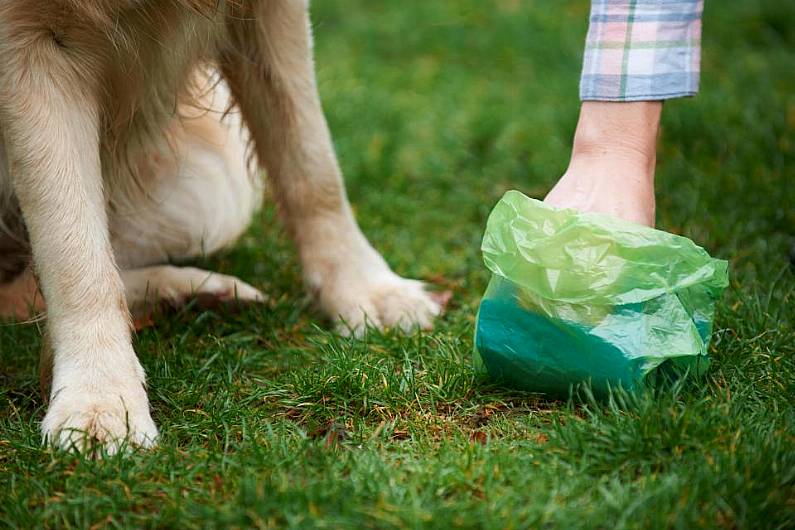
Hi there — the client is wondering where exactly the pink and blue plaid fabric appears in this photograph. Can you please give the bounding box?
[580,0,704,101]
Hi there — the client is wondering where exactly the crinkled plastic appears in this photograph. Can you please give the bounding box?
[474,191,729,396]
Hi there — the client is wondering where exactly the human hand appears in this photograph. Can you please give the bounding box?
[544,101,661,227]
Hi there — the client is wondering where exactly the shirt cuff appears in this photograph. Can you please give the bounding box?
[579,0,704,101]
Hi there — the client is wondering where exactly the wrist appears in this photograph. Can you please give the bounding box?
[570,101,661,171]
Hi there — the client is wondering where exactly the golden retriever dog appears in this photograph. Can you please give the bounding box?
[0,0,441,454]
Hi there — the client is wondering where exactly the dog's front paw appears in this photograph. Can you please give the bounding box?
[42,382,157,456]
[321,273,442,337]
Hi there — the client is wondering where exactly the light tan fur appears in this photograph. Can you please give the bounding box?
[0,0,440,454]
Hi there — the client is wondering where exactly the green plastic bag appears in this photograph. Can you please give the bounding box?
[474,191,729,396]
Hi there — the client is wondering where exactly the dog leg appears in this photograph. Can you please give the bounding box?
[0,23,156,453]
[221,2,441,335]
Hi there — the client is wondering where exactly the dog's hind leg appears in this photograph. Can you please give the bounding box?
[0,264,264,324]
[107,75,266,317]
[0,16,157,453]
[221,2,441,336]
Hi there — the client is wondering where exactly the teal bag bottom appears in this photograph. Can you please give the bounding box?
[474,276,710,397]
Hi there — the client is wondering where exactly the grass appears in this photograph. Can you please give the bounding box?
[1,0,794,528]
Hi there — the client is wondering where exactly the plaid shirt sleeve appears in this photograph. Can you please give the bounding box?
[580,0,704,101]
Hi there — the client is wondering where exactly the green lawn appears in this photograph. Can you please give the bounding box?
[2,1,794,528]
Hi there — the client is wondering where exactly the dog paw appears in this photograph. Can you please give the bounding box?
[184,269,266,309]
[124,266,266,318]
[41,383,157,456]
[324,274,442,337]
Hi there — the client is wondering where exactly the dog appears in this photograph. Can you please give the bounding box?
[0,0,441,454]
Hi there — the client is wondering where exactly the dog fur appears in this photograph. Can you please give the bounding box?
[0,0,440,454]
